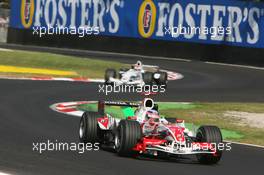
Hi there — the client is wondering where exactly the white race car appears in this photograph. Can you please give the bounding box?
[104,61,168,87]
[79,98,223,164]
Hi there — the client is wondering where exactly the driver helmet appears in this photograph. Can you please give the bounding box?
[134,61,142,70]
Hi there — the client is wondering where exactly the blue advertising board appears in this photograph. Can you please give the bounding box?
[10,0,264,48]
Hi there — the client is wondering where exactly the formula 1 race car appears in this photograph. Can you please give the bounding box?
[79,98,223,164]
[104,61,168,87]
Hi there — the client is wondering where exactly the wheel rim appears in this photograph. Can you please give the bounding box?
[114,133,121,150]
[79,118,85,139]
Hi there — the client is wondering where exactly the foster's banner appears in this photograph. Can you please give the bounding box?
[10,0,264,48]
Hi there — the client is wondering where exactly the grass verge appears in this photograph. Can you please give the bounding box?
[0,50,127,78]
[162,103,264,146]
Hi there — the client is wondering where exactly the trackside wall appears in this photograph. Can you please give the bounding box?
[7,0,264,66]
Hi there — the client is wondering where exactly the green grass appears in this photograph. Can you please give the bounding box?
[77,102,199,119]
[78,102,264,146]
[0,50,127,78]
[161,103,264,146]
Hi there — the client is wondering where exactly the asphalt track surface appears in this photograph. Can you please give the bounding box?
[0,55,264,174]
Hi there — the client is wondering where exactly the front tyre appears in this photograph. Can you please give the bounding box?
[196,125,223,164]
[158,151,171,160]
[79,112,101,144]
[115,120,142,156]
[143,72,154,86]
[164,117,177,124]
[156,72,168,86]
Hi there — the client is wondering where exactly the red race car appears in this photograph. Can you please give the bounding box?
[79,98,223,164]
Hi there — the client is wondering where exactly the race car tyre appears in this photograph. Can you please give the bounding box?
[158,151,171,160]
[156,72,168,85]
[156,72,168,86]
[105,69,116,84]
[196,125,223,164]
[79,111,101,144]
[115,120,142,156]
[165,117,177,124]
[143,72,154,86]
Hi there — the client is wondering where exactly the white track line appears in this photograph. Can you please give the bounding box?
[4,44,264,70]
[1,44,192,62]
[66,111,84,117]
[0,76,105,83]
[225,140,264,149]
[205,61,264,70]
[0,48,13,52]
[0,71,182,82]
[0,172,12,175]
[45,47,192,62]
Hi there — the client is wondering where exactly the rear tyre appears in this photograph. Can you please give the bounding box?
[156,72,168,86]
[105,69,116,85]
[165,117,177,124]
[196,126,223,164]
[79,112,101,144]
[115,120,142,156]
[143,72,153,86]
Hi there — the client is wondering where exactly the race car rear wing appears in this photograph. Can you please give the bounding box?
[98,100,140,115]
[97,98,157,115]
[142,65,160,72]
[142,65,159,69]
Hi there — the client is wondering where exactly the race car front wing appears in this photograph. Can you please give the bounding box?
[133,138,217,155]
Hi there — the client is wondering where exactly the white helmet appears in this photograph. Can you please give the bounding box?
[134,61,142,70]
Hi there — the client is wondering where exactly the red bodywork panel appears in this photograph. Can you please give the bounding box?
[97,116,109,129]
[167,126,185,142]
[133,137,167,152]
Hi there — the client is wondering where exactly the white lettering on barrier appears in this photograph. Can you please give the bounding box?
[155,2,262,44]
[33,0,121,33]
[31,0,263,45]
